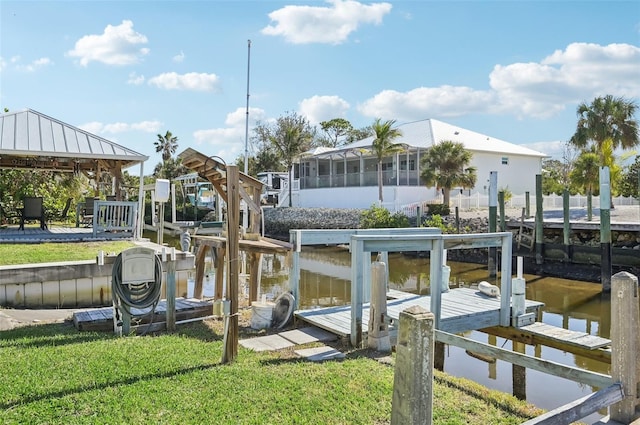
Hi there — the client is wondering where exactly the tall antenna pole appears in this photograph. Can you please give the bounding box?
[243,39,251,175]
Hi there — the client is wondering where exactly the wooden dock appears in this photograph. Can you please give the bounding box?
[295,287,544,337]
[73,297,213,331]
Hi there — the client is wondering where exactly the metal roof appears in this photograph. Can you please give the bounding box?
[304,118,549,160]
[0,109,148,171]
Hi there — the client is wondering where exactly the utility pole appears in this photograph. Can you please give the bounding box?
[243,40,251,175]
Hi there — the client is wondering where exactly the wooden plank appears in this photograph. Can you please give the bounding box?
[520,322,611,349]
[521,383,624,425]
[435,330,612,388]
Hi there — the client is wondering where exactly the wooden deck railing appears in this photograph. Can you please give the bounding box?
[92,200,138,237]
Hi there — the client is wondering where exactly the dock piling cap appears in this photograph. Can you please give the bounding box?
[402,305,433,318]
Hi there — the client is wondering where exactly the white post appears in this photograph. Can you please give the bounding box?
[512,256,526,324]
[368,261,391,352]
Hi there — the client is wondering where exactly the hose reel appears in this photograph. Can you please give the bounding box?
[112,247,163,333]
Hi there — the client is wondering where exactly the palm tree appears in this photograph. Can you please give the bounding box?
[420,140,477,207]
[370,118,404,202]
[569,151,600,220]
[155,131,179,162]
[570,95,639,206]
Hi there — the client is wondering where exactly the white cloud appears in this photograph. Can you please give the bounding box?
[130,121,164,132]
[6,56,53,72]
[359,42,640,122]
[193,107,267,163]
[147,72,220,91]
[261,0,392,44]
[78,122,104,135]
[299,95,350,124]
[0,57,6,72]
[79,120,163,135]
[358,86,496,121]
[173,51,185,63]
[127,72,145,85]
[521,141,565,159]
[67,20,149,67]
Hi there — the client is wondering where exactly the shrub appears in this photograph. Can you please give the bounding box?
[422,214,456,233]
[428,203,450,216]
[360,205,410,228]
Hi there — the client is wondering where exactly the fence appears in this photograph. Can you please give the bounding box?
[398,193,639,217]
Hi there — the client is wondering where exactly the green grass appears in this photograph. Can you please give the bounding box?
[0,241,135,266]
[0,321,544,424]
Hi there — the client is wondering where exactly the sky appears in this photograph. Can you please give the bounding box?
[1,0,639,173]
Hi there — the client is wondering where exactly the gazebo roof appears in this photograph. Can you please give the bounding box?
[0,109,148,172]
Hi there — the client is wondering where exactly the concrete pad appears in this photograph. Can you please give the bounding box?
[295,345,345,362]
[279,326,337,345]
[240,334,295,352]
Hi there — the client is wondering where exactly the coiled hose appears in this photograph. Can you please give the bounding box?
[111,252,163,330]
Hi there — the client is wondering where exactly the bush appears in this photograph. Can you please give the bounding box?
[360,205,410,228]
[428,203,450,216]
[422,214,456,233]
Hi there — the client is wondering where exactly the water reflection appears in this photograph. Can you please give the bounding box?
[258,246,623,422]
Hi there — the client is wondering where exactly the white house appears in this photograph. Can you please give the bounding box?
[284,118,548,209]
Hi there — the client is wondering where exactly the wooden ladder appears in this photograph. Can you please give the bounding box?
[517,207,535,251]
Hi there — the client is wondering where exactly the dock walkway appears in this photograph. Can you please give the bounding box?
[295,287,544,337]
[73,298,212,331]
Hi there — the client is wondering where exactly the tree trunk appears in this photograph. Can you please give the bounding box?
[378,161,384,202]
[288,167,293,207]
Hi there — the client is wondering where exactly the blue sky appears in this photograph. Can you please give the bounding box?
[1,0,639,172]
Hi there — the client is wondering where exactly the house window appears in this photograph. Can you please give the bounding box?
[400,159,415,171]
[501,157,509,165]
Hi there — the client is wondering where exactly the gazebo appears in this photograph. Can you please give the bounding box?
[0,108,149,237]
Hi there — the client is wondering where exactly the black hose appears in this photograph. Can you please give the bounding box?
[111,252,163,330]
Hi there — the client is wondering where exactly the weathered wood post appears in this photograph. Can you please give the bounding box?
[610,271,639,424]
[535,174,544,265]
[488,171,498,277]
[587,188,593,222]
[455,206,460,233]
[498,191,505,232]
[391,305,435,425]
[165,247,176,332]
[525,191,530,218]
[600,167,612,292]
[214,246,225,299]
[562,189,571,262]
[222,165,240,364]
[416,205,422,227]
[512,341,527,400]
[368,261,391,352]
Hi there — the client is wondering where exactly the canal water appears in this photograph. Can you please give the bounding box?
[257,246,615,423]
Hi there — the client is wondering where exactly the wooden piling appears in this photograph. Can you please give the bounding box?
[488,171,498,277]
[562,189,571,262]
[368,261,391,352]
[498,191,505,232]
[391,306,435,425]
[610,271,639,424]
[222,165,240,364]
[525,191,530,218]
[535,174,544,265]
[600,167,612,292]
[512,341,527,400]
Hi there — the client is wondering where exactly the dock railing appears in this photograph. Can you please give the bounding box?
[92,200,138,237]
[392,270,640,425]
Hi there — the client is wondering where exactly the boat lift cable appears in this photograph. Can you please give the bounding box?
[111,252,163,334]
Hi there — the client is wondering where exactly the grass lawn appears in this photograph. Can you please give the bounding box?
[0,319,545,425]
[0,241,136,266]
